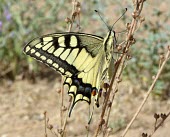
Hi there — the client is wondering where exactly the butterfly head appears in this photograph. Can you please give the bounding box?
[105,8,127,49]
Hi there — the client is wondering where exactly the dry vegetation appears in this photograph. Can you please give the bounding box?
[0,0,170,137]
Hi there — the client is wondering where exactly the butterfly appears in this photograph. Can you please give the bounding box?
[23,30,116,116]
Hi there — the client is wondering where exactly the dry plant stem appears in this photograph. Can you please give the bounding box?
[50,128,58,137]
[150,111,170,136]
[106,0,145,128]
[103,55,127,137]
[62,101,72,137]
[68,0,76,32]
[93,1,145,136]
[59,1,78,136]
[121,48,170,137]
[93,61,120,137]
[154,117,158,131]
[105,88,118,128]
[44,111,47,137]
[60,78,64,127]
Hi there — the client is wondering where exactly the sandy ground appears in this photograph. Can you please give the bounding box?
[0,76,169,137]
[1,0,170,137]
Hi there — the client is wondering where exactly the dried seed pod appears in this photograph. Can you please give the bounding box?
[161,113,167,120]
[104,82,110,89]
[126,22,131,30]
[154,113,160,119]
[142,133,148,137]
[47,124,53,130]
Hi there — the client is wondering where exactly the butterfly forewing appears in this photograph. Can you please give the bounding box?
[24,32,106,112]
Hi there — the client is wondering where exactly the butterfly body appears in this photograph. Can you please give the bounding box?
[23,31,115,115]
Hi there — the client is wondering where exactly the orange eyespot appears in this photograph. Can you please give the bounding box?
[91,89,97,96]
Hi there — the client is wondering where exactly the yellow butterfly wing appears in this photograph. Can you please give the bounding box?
[23,32,108,114]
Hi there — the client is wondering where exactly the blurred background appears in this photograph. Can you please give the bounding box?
[0,0,170,137]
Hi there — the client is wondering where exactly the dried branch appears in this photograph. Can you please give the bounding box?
[93,0,145,136]
[122,46,170,137]
[58,1,81,137]
[44,111,59,137]
[142,111,170,137]
[44,111,47,137]
[106,0,146,127]
[60,78,64,128]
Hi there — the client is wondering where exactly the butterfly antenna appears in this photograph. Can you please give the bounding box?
[111,8,127,31]
[95,10,110,31]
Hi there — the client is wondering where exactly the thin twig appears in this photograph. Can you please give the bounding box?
[104,88,118,130]
[105,0,145,133]
[60,78,64,128]
[59,1,80,136]
[61,100,72,137]
[93,58,121,137]
[93,0,145,137]
[44,111,47,137]
[121,47,170,137]
[68,0,75,32]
